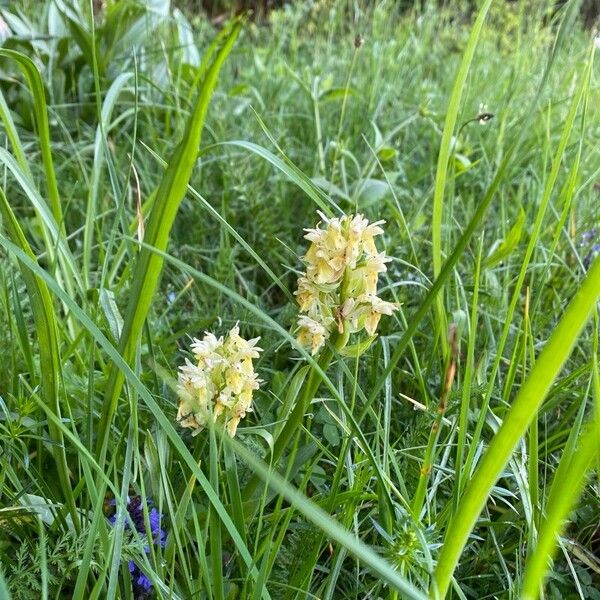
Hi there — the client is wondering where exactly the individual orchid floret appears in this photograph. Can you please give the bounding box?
[294,212,398,354]
[297,315,332,355]
[177,325,262,437]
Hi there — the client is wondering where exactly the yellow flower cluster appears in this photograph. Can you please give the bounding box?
[295,211,397,354]
[177,325,262,437]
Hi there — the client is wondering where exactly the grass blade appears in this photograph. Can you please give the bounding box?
[429,0,493,357]
[0,49,63,230]
[0,188,78,529]
[520,418,599,600]
[432,255,600,598]
[96,17,243,461]
[226,434,428,600]
[0,232,271,600]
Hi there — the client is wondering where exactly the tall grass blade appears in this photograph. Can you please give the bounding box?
[461,41,595,493]
[0,87,32,178]
[226,434,428,600]
[0,233,271,600]
[217,139,339,215]
[83,72,133,287]
[430,0,493,355]
[0,188,78,528]
[432,255,600,598]
[0,50,63,230]
[96,18,243,461]
[520,419,599,599]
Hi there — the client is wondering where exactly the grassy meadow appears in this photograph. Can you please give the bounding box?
[0,0,599,598]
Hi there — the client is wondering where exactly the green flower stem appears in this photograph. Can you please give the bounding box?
[242,331,347,501]
[411,409,444,521]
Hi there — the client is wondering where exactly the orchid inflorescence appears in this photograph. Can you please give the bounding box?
[176,212,396,437]
[177,324,262,437]
[294,211,398,354]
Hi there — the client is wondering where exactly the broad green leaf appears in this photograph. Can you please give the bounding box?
[319,87,357,102]
[352,177,392,207]
[377,146,397,162]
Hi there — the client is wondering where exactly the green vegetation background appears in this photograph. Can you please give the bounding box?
[0,1,599,599]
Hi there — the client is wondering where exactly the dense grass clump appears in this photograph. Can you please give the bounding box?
[0,1,599,599]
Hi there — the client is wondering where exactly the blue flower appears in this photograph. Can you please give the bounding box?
[581,229,600,269]
[148,508,167,547]
[106,494,167,599]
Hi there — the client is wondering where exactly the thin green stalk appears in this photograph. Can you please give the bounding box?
[462,46,594,484]
[430,0,493,358]
[209,425,224,600]
[227,435,428,600]
[329,43,360,190]
[453,237,482,504]
[95,18,242,465]
[412,324,458,521]
[525,290,539,533]
[312,78,326,175]
[0,233,271,600]
[241,335,341,501]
